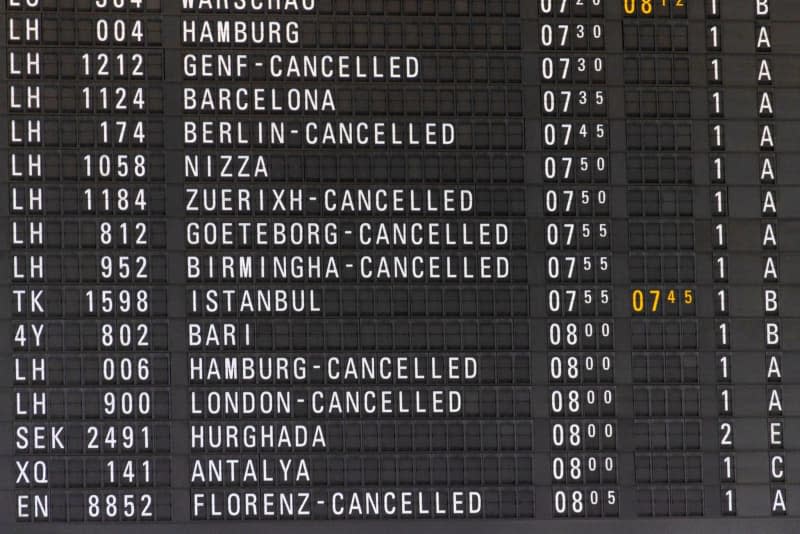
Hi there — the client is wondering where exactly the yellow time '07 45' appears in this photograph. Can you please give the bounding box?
[631,289,694,313]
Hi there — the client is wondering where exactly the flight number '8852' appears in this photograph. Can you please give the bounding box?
[87,493,153,519]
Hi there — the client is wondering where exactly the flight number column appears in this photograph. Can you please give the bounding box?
[79,0,171,522]
[8,0,170,523]
[538,0,619,519]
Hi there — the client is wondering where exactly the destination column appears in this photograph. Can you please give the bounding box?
[180,0,531,520]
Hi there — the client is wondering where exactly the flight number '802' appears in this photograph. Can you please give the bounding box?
[100,322,149,348]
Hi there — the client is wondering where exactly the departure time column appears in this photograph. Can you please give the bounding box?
[538,0,619,518]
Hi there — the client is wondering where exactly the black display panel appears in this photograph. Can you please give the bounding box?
[2,0,800,532]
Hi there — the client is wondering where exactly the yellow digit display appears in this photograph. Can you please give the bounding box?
[624,0,685,15]
[631,289,694,313]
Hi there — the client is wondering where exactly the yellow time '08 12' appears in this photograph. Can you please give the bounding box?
[624,0,685,15]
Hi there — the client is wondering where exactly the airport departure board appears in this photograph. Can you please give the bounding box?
[2,0,800,533]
